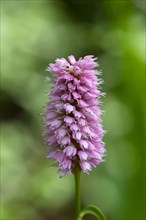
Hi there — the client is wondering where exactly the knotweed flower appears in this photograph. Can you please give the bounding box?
[43,55,105,176]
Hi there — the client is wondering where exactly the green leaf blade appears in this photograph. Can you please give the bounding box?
[78,205,107,220]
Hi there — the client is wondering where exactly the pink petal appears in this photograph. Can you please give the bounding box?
[64,103,74,113]
[79,140,88,149]
[75,131,82,140]
[64,116,74,125]
[63,145,77,157]
[78,151,88,160]
[50,120,62,129]
[70,124,79,132]
[72,92,81,99]
[68,55,76,65]
[80,161,92,173]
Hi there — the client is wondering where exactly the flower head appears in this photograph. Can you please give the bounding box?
[43,55,105,176]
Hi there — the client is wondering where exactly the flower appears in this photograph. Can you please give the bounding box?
[43,55,105,176]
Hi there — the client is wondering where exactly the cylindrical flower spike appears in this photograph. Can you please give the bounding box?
[43,55,105,176]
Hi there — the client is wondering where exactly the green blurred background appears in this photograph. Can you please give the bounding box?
[1,1,145,220]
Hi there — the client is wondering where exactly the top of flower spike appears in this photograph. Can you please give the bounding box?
[48,55,99,75]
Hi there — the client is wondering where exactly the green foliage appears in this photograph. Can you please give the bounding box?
[78,205,106,220]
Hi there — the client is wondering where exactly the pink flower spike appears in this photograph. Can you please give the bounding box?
[43,55,105,176]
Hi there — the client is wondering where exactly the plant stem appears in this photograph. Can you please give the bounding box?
[74,167,81,220]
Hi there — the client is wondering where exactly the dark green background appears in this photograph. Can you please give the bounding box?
[1,1,145,220]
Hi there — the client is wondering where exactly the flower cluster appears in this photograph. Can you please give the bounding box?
[43,55,105,176]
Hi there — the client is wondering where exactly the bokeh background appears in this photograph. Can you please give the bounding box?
[1,1,145,220]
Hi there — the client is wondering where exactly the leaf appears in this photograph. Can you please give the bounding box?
[77,205,107,220]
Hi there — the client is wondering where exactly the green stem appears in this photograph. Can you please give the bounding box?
[74,167,81,220]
